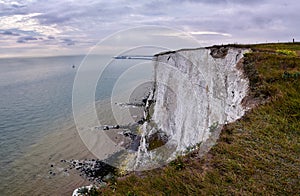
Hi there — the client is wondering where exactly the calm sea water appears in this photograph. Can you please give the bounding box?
[0,56,81,168]
[0,54,153,195]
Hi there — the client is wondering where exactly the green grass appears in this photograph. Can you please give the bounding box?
[276,49,297,57]
[98,43,300,195]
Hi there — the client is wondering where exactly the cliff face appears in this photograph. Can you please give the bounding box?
[151,47,249,153]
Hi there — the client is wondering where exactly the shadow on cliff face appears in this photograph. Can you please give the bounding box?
[209,47,229,58]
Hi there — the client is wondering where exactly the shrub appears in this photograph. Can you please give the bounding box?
[276,49,297,56]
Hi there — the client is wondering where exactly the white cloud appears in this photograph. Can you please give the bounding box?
[0,13,63,36]
[190,31,232,37]
[0,0,299,57]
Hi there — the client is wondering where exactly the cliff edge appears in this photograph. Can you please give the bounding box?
[133,47,251,170]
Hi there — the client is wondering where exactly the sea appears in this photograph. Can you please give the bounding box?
[0,54,154,195]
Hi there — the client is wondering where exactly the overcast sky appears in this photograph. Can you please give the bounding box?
[0,0,299,57]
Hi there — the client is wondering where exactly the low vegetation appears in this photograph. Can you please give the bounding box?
[276,49,297,57]
[97,43,300,195]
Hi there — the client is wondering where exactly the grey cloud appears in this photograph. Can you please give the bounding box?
[1,0,300,55]
[17,36,38,43]
[170,0,265,4]
[61,38,75,46]
[0,1,28,16]
[13,29,40,36]
[32,1,134,26]
[33,12,72,25]
[11,4,27,9]
[0,30,20,36]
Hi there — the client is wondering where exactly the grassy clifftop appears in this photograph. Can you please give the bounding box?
[100,43,300,195]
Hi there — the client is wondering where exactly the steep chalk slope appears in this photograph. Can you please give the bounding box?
[152,47,249,153]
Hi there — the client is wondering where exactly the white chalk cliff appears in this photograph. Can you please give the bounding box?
[152,47,249,151]
[133,47,250,170]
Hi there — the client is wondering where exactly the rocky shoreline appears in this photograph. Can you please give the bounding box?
[49,88,160,193]
[63,159,117,184]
